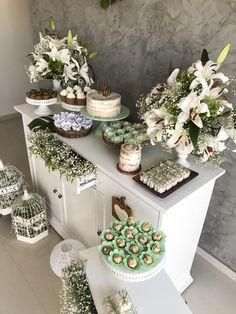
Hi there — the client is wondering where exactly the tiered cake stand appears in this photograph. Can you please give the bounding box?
[26,97,58,115]
[80,105,130,135]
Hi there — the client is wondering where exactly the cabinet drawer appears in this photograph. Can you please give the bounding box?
[97,171,160,230]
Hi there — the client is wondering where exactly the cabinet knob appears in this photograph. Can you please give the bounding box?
[58,194,62,199]
[97,230,102,236]
[53,189,57,194]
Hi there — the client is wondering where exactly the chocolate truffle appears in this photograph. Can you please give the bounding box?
[102,246,111,255]
[127,257,138,269]
[113,254,123,264]
[152,232,162,242]
[125,229,135,239]
[151,244,161,253]
[127,217,136,227]
[130,244,140,254]
[116,238,126,248]
[138,235,148,245]
[105,232,115,241]
[141,222,151,232]
[113,222,123,232]
[143,254,153,265]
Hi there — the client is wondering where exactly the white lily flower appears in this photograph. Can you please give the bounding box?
[167,68,180,86]
[35,58,48,74]
[198,133,226,162]
[71,58,93,85]
[177,91,209,128]
[45,43,70,65]
[188,60,229,90]
[63,64,77,83]
[217,126,236,146]
[167,126,194,154]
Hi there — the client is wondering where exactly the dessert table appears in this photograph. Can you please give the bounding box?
[15,103,225,293]
[80,247,192,314]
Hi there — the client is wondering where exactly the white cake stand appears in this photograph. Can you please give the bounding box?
[100,253,165,282]
[26,97,58,115]
[80,105,130,135]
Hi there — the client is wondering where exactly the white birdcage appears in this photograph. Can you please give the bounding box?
[11,189,49,244]
[0,159,24,215]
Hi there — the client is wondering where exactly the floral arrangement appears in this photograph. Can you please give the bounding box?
[26,18,96,87]
[137,44,236,165]
[60,260,97,314]
[28,130,96,182]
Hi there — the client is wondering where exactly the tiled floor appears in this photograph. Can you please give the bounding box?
[0,117,236,314]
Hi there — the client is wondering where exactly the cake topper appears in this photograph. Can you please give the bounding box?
[97,80,111,97]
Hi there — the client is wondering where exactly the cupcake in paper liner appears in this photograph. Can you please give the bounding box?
[108,249,126,267]
[137,221,154,233]
[113,236,127,249]
[149,229,166,243]
[121,226,138,242]
[135,233,151,246]
[147,241,165,256]
[139,251,159,268]
[111,221,125,233]
[125,241,143,255]
[125,216,137,228]
[98,242,114,259]
[101,228,116,242]
[123,255,141,271]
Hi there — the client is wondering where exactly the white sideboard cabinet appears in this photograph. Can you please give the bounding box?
[15,104,224,293]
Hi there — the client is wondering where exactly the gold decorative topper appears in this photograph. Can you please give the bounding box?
[97,80,111,97]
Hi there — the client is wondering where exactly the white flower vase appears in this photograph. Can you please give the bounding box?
[52,79,62,92]
[176,147,190,168]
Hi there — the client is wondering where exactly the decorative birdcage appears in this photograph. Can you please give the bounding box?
[0,159,24,215]
[11,189,49,244]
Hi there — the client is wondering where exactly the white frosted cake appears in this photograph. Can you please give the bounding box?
[86,90,121,118]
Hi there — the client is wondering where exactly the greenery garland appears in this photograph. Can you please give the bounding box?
[60,260,97,314]
[28,130,96,182]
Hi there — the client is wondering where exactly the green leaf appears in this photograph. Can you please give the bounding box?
[67,29,73,43]
[50,16,56,31]
[217,43,231,65]
[101,0,110,9]
[88,51,98,59]
[28,116,55,132]
[189,120,200,148]
[201,49,209,65]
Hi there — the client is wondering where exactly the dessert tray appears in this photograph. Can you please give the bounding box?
[133,160,199,199]
[99,217,166,282]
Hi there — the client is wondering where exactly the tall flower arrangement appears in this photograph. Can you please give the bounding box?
[137,44,236,165]
[26,19,96,87]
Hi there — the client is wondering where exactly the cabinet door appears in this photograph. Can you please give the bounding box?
[31,156,64,225]
[62,181,98,248]
[97,171,160,231]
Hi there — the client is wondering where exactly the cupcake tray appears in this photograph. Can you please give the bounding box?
[100,253,165,282]
[133,169,199,199]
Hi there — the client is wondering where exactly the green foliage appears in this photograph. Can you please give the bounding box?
[60,261,97,314]
[201,49,209,65]
[29,130,96,182]
[28,116,55,133]
[100,0,122,9]
[188,120,200,148]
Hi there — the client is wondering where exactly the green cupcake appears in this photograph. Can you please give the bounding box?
[121,226,138,241]
[139,251,158,267]
[101,229,115,242]
[108,249,125,267]
[147,241,165,255]
[98,242,114,258]
[113,236,126,249]
[125,241,143,255]
[111,221,124,233]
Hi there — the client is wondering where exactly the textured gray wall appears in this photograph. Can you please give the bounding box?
[29,0,236,271]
